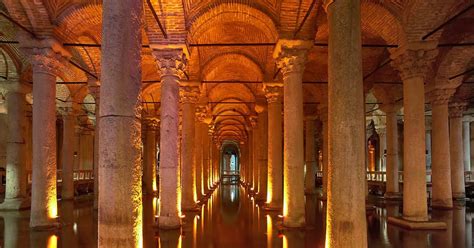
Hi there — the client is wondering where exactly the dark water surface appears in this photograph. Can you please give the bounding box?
[1,184,473,247]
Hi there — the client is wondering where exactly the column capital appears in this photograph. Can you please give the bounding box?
[249,115,258,128]
[462,115,474,123]
[379,103,401,114]
[179,84,200,104]
[273,39,312,76]
[449,102,468,118]
[144,117,160,130]
[58,105,80,117]
[390,41,438,81]
[264,82,283,103]
[426,88,456,105]
[153,48,187,80]
[195,104,210,123]
[20,38,71,76]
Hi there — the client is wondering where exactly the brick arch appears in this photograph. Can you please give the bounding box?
[401,0,466,43]
[188,3,278,43]
[0,45,23,79]
[55,4,102,41]
[3,0,53,35]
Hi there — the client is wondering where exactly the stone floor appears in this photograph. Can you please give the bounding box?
[0,185,473,247]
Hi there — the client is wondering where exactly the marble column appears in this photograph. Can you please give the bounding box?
[154,48,188,229]
[61,108,78,200]
[99,0,143,245]
[195,105,207,198]
[143,118,159,195]
[304,116,317,194]
[249,117,258,191]
[23,40,71,229]
[0,82,30,210]
[463,118,472,172]
[428,88,455,208]
[179,84,199,210]
[388,42,445,229]
[202,121,212,192]
[425,118,432,169]
[325,0,367,245]
[381,104,401,199]
[264,83,283,209]
[319,106,328,200]
[256,103,268,201]
[88,82,100,210]
[274,40,311,228]
[377,127,387,172]
[450,102,467,199]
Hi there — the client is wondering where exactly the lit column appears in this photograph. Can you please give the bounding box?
[154,47,188,229]
[23,40,71,229]
[99,0,143,245]
[88,81,100,210]
[427,88,455,208]
[380,104,401,199]
[202,120,212,192]
[247,128,254,189]
[249,117,258,191]
[61,107,78,200]
[304,116,317,194]
[143,118,159,196]
[195,105,207,197]
[425,118,432,169]
[463,117,472,172]
[264,83,283,209]
[388,42,445,228]
[274,39,311,228]
[325,0,367,245]
[179,84,199,210]
[318,105,328,200]
[256,103,268,201]
[449,102,467,199]
[377,127,387,171]
[0,82,30,210]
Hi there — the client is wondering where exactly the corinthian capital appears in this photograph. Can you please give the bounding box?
[263,82,283,104]
[449,102,467,118]
[179,85,200,104]
[390,41,438,81]
[273,40,312,76]
[153,48,187,79]
[426,88,456,106]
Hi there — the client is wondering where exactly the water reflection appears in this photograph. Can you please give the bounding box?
[1,188,473,247]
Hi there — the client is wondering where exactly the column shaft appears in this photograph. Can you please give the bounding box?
[257,110,268,201]
[384,109,400,198]
[195,122,203,197]
[99,0,143,245]
[266,89,283,209]
[431,100,453,208]
[326,0,367,246]
[305,119,316,194]
[463,121,471,171]
[1,90,29,210]
[450,104,466,199]
[61,114,76,200]
[143,126,157,195]
[180,96,197,209]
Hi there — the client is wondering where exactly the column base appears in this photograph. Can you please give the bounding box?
[431,199,453,209]
[0,198,31,210]
[305,189,316,195]
[30,221,61,231]
[387,216,446,230]
[452,192,466,201]
[158,216,181,230]
[384,192,402,200]
[262,203,282,211]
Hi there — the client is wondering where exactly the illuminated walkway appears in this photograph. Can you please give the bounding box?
[1,184,473,247]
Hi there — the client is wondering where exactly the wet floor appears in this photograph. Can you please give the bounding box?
[0,184,473,247]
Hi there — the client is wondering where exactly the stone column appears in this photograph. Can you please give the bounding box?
[22,40,71,229]
[195,105,207,198]
[425,118,432,169]
[256,103,268,201]
[264,83,283,209]
[463,118,472,172]
[179,84,199,210]
[324,0,367,245]
[427,88,455,208]
[202,120,212,193]
[61,108,78,200]
[304,116,317,194]
[388,42,445,229]
[274,39,311,228]
[319,106,328,200]
[0,82,30,210]
[450,102,467,199]
[380,104,401,199]
[249,117,258,191]
[154,48,187,229]
[99,0,143,245]
[143,118,159,195]
[377,127,387,172]
[88,82,100,210]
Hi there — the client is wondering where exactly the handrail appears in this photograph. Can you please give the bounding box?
[25,169,94,184]
[316,170,473,183]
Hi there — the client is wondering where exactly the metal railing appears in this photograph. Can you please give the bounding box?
[26,169,94,184]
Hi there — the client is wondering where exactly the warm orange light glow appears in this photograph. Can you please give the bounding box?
[266,174,273,204]
[48,199,58,219]
[47,235,58,248]
[193,215,198,247]
[266,215,273,247]
[283,234,288,248]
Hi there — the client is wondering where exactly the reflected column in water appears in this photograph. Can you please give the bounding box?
[283,230,305,248]
[431,209,453,247]
[1,212,29,248]
[159,229,181,248]
[452,204,466,248]
[60,201,78,247]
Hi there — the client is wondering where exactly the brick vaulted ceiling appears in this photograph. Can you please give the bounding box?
[0,0,473,143]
